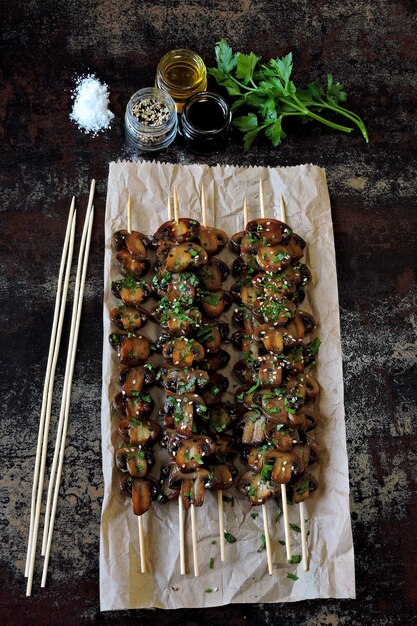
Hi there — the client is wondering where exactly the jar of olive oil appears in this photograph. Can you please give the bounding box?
[155,49,207,111]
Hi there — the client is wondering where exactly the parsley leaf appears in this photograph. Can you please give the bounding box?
[224,532,237,544]
[209,40,369,150]
[288,555,302,564]
[289,523,301,533]
[287,573,299,581]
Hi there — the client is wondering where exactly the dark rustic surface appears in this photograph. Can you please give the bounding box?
[1,1,416,625]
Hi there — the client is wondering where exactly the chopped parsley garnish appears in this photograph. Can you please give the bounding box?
[257,533,266,552]
[224,532,237,544]
[209,557,214,570]
[287,573,299,581]
[289,523,301,533]
[288,555,302,564]
[250,512,259,519]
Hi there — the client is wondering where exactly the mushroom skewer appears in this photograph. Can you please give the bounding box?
[280,194,310,571]
[201,184,226,563]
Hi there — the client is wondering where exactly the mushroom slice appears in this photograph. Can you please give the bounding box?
[157,364,209,394]
[201,373,229,406]
[211,463,238,490]
[120,365,155,397]
[161,393,207,438]
[165,242,208,273]
[205,403,239,435]
[119,335,152,366]
[167,273,197,302]
[196,257,229,291]
[124,391,154,419]
[162,338,205,367]
[257,354,284,387]
[112,230,150,257]
[198,225,228,255]
[233,359,257,386]
[200,289,232,319]
[238,470,275,506]
[201,349,230,372]
[153,303,202,337]
[194,320,229,354]
[299,405,320,431]
[152,217,201,245]
[253,296,297,326]
[116,250,150,279]
[177,468,216,509]
[115,445,154,478]
[231,255,259,279]
[211,434,238,464]
[112,277,152,305]
[284,233,306,262]
[168,434,215,472]
[239,284,259,308]
[246,218,291,244]
[118,418,161,446]
[264,423,300,450]
[253,271,296,298]
[252,323,285,354]
[159,462,181,502]
[239,411,267,445]
[109,305,149,331]
[229,231,245,254]
[256,245,291,273]
[290,472,318,504]
[132,476,159,515]
[264,449,305,485]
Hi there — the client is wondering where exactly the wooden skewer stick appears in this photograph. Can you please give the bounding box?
[243,195,249,227]
[173,186,179,222]
[167,195,172,221]
[41,181,95,558]
[179,496,186,575]
[278,193,293,562]
[262,503,273,575]
[41,204,94,589]
[299,501,309,571]
[127,194,132,234]
[201,185,207,229]
[25,198,76,578]
[217,490,226,562]
[190,504,199,577]
[138,515,146,574]
[259,179,265,218]
[280,195,286,223]
[281,484,292,561]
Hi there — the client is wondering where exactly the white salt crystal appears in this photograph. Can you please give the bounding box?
[70,74,114,134]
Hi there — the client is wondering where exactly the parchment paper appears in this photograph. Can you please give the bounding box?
[100,160,355,610]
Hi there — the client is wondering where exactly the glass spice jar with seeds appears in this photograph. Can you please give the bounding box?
[125,87,178,152]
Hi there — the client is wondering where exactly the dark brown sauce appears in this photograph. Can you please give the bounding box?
[187,99,226,131]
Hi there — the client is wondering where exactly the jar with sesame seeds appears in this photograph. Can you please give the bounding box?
[125,87,178,152]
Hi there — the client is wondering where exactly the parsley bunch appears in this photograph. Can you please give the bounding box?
[208,39,369,150]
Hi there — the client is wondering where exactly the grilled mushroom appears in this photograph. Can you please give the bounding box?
[194,320,229,354]
[116,250,150,279]
[165,242,208,273]
[200,289,232,318]
[290,472,318,504]
[113,390,154,420]
[201,372,229,406]
[238,470,275,505]
[161,393,207,438]
[162,338,205,367]
[167,433,215,472]
[157,364,209,394]
[211,463,238,490]
[167,467,215,509]
[239,412,267,445]
[196,257,229,291]
[198,226,228,255]
[109,305,149,331]
[152,218,201,245]
[119,475,159,516]
[115,445,154,478]
[112,230,150,258]
[119,365,155,397]
[201,349,230,371]
[246,218,291,244]
[158,461,181,502]
[118,418,161,446]
[112,277,152,305]
[256,245,291,273]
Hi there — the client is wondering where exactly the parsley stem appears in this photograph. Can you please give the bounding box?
[316,101,369,142]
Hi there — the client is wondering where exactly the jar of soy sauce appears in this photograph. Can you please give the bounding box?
[179,91,232,153]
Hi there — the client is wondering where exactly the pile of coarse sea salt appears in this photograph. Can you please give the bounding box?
[70,74,114,135]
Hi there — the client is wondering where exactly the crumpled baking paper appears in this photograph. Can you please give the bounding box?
[100,160,355,610]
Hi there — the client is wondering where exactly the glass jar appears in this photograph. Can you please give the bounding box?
[155,49,207,112]
[125,87,178,152]
[179,91,232,153]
